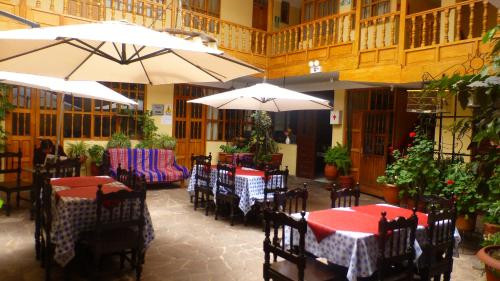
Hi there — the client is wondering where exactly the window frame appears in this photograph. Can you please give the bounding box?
[361,0,390,19]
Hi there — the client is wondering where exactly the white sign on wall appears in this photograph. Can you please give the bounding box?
[330,110,342,125]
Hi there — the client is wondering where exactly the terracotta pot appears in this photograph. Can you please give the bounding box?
[324,164,338,180]
[90,162,101,176]
[382,184,400,205]
[484,223,500,235]
[477,246,500,281]
[338,175,354,189]
[456,214,477,232]
[79,155,88,164]
[406,198,425,211]
[270,153,283,168]
[218,152,233,164]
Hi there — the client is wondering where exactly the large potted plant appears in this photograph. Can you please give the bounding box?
[443,162,482,232]
[376,150,404,204]
[107,132,132,148]
[66,141,89,164]
[327,143,353,189]
[480,166,500,234]
[477,232,500,281]
[249,111,280,169]
[324,142,348,180]
[88,144,105,176]
[219,144,238,164]
[154,134,177,150]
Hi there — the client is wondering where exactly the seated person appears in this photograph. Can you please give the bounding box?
[33,139,66,166]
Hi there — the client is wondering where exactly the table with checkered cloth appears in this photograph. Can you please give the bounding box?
[51,177,155,266]
[187,166,279,215]
[285,204,461,281]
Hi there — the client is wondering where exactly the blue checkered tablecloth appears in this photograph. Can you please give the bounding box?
[51,179,155,266]
[188,166,280,215]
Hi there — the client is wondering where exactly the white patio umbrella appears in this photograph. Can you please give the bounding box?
[187,83,332,112]
[0,71,137,156]
[0,21,261,84]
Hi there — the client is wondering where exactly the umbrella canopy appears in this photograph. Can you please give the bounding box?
[0,21,261,84]
[0,71,137,105]
[187,83,332,112]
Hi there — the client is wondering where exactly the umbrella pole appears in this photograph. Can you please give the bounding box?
[54,92,65,157]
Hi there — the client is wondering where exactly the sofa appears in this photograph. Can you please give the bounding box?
[103,148,189,187]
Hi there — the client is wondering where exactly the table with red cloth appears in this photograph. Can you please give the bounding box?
[50,176,155,266]
[286,204,460,281]
[187,166,282,215]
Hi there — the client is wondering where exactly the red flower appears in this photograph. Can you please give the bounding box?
[409,132,417,138]
[446,179,455,185]
[408,144,412,147]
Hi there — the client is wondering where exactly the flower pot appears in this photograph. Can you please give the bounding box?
[90,162,101,176]
[382,184,400,205]
[324,164,338,180]
[218,152,233,164]
[456,214,477,232]
[484,223,500,235]
[338,175,354,189]
[78,155,88,164]
[477,245,500,281]
[270,153,283,168]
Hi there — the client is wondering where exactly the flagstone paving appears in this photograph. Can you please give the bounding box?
[0,177,485,281]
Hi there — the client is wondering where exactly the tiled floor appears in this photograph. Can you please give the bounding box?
[0,177,485,281]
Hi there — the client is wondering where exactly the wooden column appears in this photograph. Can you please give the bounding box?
[468,3,474,39]
[456,5,462,41]
[397,0,408,64]
[482,0,489,34]
[353,0,363,54]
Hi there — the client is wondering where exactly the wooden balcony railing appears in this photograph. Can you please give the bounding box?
[180,9,267,56]
[405,0,494,49]
[359,12,400,50]
[269,11,355,56]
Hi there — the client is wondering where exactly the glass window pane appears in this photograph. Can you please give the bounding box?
[52,115,57,136]
[102,116,110,137]
[64,95,72,111]
[73,97,82,112]
[64,113,72,138]
[94,116,101,137]
[83,98,92,112]
[83,114,91,138]
[73,114,82,138]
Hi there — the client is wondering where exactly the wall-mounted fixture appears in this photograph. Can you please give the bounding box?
[308,60,321,74]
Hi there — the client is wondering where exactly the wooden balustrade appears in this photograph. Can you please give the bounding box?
[269,12,355,56]
[359,12,400,50]
[405,0,494,49]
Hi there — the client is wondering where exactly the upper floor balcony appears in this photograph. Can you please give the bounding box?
[1,0,498,83]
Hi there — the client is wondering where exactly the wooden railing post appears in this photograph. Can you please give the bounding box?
[482,0,489,34]
[397,0,408,64]
[456,5,462,41]
[432,11,438,45]
[468,2,475,39]
[444,8,450,43]
[353,0,362,54]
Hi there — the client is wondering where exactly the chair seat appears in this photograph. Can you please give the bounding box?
[0,180,33,191]
[269,256,340,281]
[80,227,140,254]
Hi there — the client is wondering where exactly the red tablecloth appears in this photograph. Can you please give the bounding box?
[56,185,130,200]
[352,205,428,227]
[307,209,380,242]
[209,166,265,177]
[51,176,115,188]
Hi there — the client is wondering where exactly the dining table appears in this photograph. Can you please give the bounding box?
[286,204,461,281]
[187,166,282,215]
[50,176,155,266]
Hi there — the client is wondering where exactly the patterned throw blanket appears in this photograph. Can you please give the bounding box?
[107,148,189,183]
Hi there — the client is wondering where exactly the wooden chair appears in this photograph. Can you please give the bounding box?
[0,149,33,216]
[44,157,81,178]
[39,174,53,281]
[189,153,212,203]
[263,210,340,281]
[261,166,289,208]
[80,184,147,281]
[376,209,418,281]
[273,183,308,214]
[214,163,239,226]
[193,159,213,216]
[116,165,146,191]
[330,183,360,208]
[419,194,454,213]
[416,206,457,281]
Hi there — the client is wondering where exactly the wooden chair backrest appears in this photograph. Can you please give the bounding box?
[263,166,289,202]
[273,184,308,214]
[330,183,360,208]
[216,163,236,195]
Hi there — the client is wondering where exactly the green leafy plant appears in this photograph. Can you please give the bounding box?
[377,150,403,185]
[482,232,500,247]
[249,110,279,165]
[219,144,238,153]
[138,111,158,142]
[107,132,132,148]
[154,134,176,150]
[235,145,250,153]
[324,142,351,176]
[442,162,482,216]
[66,141,89,159]
[87,144,105,166]
[0,84,14,150]
[479,165,500,224]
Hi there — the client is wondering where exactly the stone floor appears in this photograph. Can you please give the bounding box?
[0,176,486,281]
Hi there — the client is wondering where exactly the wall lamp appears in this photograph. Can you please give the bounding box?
[308,60,321,73]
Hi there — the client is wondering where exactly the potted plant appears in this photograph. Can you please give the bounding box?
[154,134,177,150]
[324,142,348,180]
[219,143,238,164]
[480,166,500,234]
[66,141,89,164]
[107,132,131,148]
[376,150,403,204]
[331,143,353,189]
[477,232,500,281]
[88,144,105,176]
[443,162,483,232]
[249,111,281,169]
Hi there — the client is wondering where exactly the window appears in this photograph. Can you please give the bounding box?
[206,108,252,141]
[302,0,339,22]
[281,1,290,24]
[361,0,390,19]
[63,82,145,139]
[183,0,221,17]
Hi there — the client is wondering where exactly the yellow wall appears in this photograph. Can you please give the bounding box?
[331,89,346,146]
[220,0,253,27]
[278,143,297,176]
[146,84,174,136]
[205,141,226,163]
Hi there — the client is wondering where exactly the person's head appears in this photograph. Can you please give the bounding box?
[40,139,54,154]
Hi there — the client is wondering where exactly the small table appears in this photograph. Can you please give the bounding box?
[187,166,279,215]
[287,204,460,281]
[50,176,155,266]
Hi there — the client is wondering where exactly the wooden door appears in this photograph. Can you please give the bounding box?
[252,0,268,30]
[173,85,206,168]
[350,111,363,184]
[296,111,317,178]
